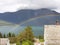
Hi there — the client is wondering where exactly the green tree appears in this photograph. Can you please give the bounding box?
[7,32,12,37]
[17,26,34,42]
[7,32,16,43]
[12,33,15,37]
[39,35,44,42]
[39,35,44,39]
[0,32,2,38]
[3,34,6,38]
[24,26,34,41]
[9,37,17,43]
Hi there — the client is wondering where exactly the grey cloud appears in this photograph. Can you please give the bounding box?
[0,0,60,13]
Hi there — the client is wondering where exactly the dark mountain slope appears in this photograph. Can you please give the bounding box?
[0,8,59,24]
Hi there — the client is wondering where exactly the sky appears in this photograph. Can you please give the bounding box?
[0,0,60,13]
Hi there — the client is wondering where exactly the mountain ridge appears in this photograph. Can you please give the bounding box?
[0,8,59,24]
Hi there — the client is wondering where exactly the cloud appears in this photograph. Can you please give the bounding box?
[0,0,60,13]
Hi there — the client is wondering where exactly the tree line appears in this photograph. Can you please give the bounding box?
[0,32,15,38]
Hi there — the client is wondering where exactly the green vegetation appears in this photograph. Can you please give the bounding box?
[16,26,34,45]
[3,34,6,38]
[0,26,44,45]
[40,39,44,42]
[22,40,34,45]
[0,32,2,38]
[39,35,44,42]
[17,26,34,41]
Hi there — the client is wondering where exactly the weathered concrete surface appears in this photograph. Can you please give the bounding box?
[44,25,60,45]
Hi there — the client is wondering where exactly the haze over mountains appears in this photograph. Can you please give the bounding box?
[0,8,60,36]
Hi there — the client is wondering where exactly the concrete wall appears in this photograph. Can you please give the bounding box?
[0,38,10,45]
[44,25,60,45]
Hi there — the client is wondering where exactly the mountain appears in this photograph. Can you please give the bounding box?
[21,15,60,26]
[0,8,59,25]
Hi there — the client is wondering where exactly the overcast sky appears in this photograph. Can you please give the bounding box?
[0,0,60,13]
